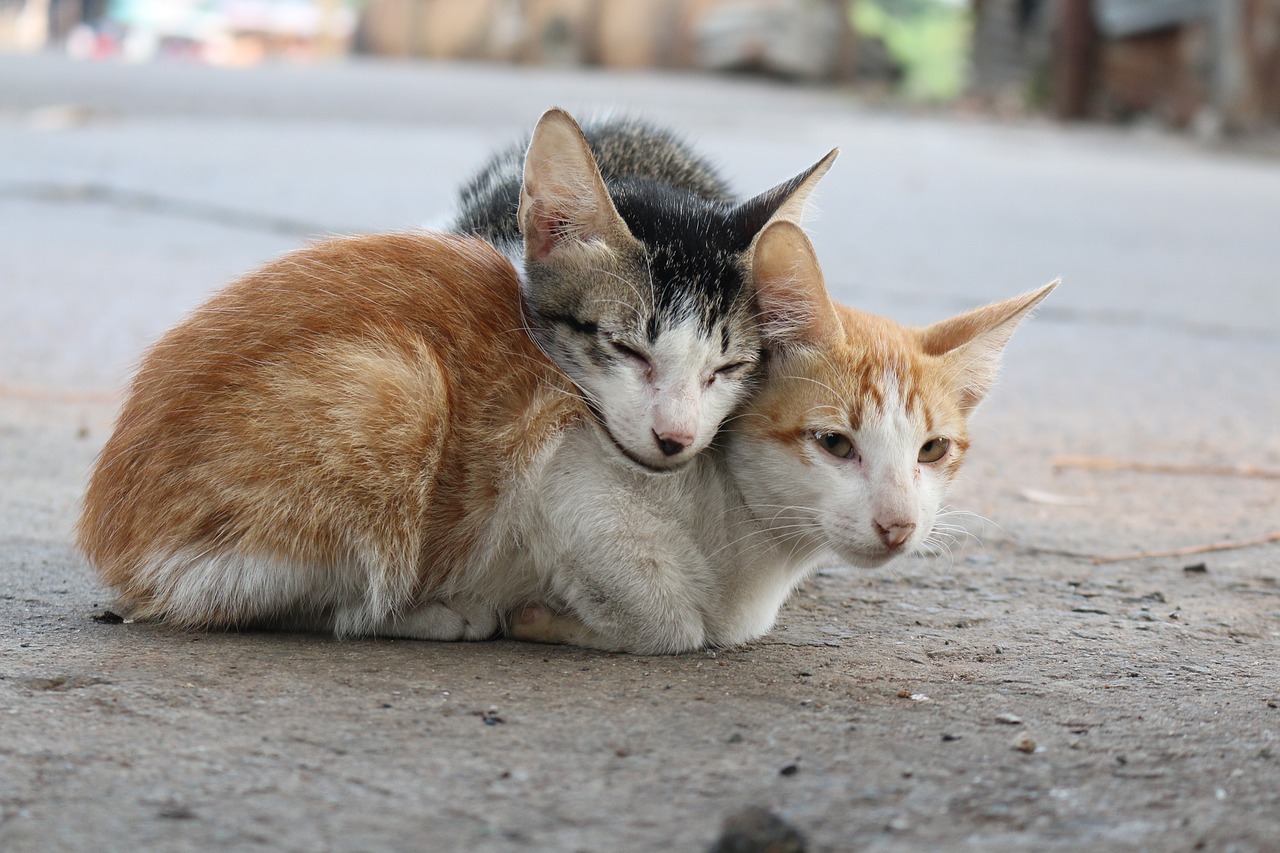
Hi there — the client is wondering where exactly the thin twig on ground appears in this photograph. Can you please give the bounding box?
[1052,455,1280,480]
[1092,532,1280,565]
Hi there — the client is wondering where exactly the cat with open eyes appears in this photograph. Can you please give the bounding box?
[453,108,836,472]
[78,216,1054,653]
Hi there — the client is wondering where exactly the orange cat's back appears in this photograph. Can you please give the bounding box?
[78,232,580,632]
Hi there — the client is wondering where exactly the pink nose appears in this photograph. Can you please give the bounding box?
[874,520,916,550]
[653,429,693,457]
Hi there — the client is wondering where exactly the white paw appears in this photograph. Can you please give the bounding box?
[383,600,499,641]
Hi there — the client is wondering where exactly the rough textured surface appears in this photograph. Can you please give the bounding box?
[2,55,1278,852]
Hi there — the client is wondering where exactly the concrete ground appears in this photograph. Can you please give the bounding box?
[2,53,1278,852]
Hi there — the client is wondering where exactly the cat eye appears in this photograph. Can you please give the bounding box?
[707,361,752,386]
[814,431,856,460]
[713,362,751,378]
[918,437,950,464]
[610,341,650,366]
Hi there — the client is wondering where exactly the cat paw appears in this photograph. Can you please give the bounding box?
[507,605,585,645]
[382,600,499,641]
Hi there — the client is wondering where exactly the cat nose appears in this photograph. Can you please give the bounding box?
[653,430,691,457]
[874,520,916,550]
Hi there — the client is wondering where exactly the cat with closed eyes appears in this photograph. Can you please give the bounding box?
[78,219,1054,653]
[453,108,836,472]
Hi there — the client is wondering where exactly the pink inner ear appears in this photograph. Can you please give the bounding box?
[526,202,574,261]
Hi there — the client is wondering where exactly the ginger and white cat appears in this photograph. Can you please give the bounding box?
[78,224,1054,653]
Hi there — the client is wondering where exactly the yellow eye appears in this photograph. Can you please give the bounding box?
[815,432,856,460]
[918,437,950,463]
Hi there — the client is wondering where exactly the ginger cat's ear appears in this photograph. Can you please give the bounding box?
[518,108,636,261]
[736,148,839,239]
[920,280,1059,411]
[752,221,843,348]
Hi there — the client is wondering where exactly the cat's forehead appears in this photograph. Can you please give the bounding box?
[838,350,931,432]
[646,318,741,367]
[778,319,961,434]
[610,188,754,316]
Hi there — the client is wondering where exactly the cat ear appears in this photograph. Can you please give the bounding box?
[751,221,843,348]
[518,108,635,261]
[920,280,1059,411]
[736,148,839,239]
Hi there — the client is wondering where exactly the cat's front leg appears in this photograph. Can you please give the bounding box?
[528,436,717,654]
[526,525,712,654]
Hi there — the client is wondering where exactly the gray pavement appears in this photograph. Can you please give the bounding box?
[2,53,1279,852]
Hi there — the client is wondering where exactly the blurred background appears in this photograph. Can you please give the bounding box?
[4,0,1280,137]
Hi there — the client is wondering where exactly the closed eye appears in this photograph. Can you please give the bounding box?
[714,361,752,378]
[609,340,651,367]
[706,361,753,387]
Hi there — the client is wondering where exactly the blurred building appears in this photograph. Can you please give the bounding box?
[5,0,1278,132]
[353,0,860,81]
[971,0,1280,132]
[0,0,358,64]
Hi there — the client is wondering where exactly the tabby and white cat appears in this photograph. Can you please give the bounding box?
[454,108,836,471]
[78,224,1054,653]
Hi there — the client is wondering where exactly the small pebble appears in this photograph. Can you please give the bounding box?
[995,713,1022,725]
[1183,563,1208,574]
[1013,733,1037,753]
[709,805,806,853]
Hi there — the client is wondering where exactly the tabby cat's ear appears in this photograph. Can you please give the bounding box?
[518,108,635,261]
[736,148,839,240]
[751,221,842,348]
[919,280,1059,411]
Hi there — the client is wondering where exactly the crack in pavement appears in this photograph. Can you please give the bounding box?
[1,180,361,238]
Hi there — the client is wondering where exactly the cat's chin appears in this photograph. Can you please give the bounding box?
[833,548,909,569]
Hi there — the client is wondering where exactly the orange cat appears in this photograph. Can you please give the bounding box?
[79,224,1053,653]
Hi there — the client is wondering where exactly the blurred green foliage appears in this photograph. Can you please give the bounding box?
[851,0,971,101]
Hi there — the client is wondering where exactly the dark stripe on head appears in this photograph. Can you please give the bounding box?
[608,182,756,335]
[542,311,599,337]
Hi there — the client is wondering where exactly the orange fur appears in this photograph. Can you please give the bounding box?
[78,232,580,627]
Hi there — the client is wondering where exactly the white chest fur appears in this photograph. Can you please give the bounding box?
[453,421,829,653]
